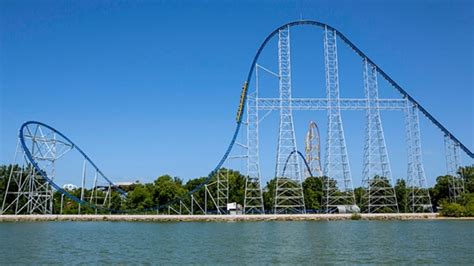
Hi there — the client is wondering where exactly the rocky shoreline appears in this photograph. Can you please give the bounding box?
[1,213,473,222]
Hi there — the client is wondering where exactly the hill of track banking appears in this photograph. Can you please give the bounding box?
[153,20,473,213]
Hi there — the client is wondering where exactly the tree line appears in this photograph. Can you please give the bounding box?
[0,164,473,216]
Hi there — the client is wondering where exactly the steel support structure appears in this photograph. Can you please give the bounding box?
[0,125,72,214]
[323,26,356,211]
[1,153,53,214]
[1,122,124,215]
[244,66,265,213]
[216,168,229,213]
[257,98,406,110]
[168,200,191,215]
[405,100,433,213]
[190,194,205,214]
[305,121,323,178]
[274,26,305,214]
[204,183,221,214]
[361,59,398,213]
[170,20,471,216]
[444,136,464,202]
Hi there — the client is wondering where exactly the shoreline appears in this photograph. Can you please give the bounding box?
[1,213,473,222]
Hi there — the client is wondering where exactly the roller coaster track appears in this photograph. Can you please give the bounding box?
[282,150,314,179]
[18,121,126,212]
[163,20,472,212]
[240,20,472,157]
[16,20,473,213]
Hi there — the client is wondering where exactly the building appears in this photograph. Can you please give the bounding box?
[62,184,78,190]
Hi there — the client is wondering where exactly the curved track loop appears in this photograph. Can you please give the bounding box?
[19,121,125,211]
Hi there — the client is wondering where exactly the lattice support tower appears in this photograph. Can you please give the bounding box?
[305,121,323,178]
[274,25,305,214]
[444,136,464,202]
[216,168,229,213]
[1,154,53,214]
[1,125,73,214]
[244,71,265,214]
[361,58,398,213]
[322,25,356,211]
[405,101,433,213]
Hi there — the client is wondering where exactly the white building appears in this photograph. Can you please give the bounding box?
[62,184,78,190]
[227,202,243,215]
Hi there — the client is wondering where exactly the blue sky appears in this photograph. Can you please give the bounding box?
[1,0,473,187]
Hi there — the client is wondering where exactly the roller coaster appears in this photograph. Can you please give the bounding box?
[1,121,126,214]
[1,20,473,215]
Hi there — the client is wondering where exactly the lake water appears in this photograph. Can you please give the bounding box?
[0,220,473,264]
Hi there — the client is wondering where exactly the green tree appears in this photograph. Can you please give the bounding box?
[394,179,408,213]
[457,193,474,216]
[184,176,207,205]
[303,177,323,211]
[440,201,465,217]
[153,175,186,206]
[440,193,474,217]
[110,191,123,211]
[262,178,276,213]
[354,187,364,208]
[125,184,153,210]
[430,175,450,209]
[458,166,474,193]
[227,169,246,205]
